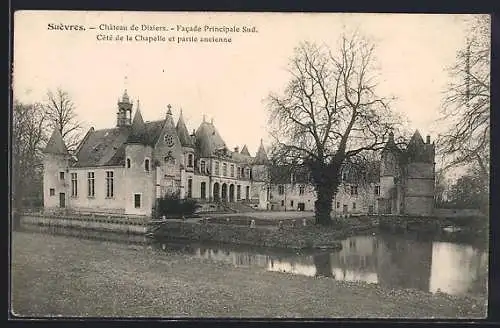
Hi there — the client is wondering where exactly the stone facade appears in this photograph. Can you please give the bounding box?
[42,90,435,217]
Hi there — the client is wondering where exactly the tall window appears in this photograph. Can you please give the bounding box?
[200,160,206,173]
[134,194,141,208]
[200,182,206,199]
[222,163,227,176]
[374,185,380,196]
[50,188,55,196]
[237,185,241,200]
[188,154,193,167]
[87,172,95,197]
[126,158,131,168]
[106,171,114,198]
[351,185,358,196]
[71,173,78,197]
[245,186,250,199]
[278,185,285,195]
[59,171,65,180]
[187,179,193,198]
[144,158,150,172]
[215,161,220,175]
[353,202,357,210]
[230,164,235,178]
[246,168,251,179]
[299,185,305,195]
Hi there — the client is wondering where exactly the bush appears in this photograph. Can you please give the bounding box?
[156,194,201,219]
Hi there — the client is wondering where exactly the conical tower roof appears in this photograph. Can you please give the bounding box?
[44,128,69,155]
[126,102,147,144]
[176,109,194,147]
[253,139,269,164]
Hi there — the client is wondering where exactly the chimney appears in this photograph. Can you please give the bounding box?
[234,146,239,153]
[426,135,431,144]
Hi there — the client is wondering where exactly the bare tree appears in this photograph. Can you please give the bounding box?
[267,33,403,225]
[12,100,49,210]
[44,89,83,151]
[438,15,490,179]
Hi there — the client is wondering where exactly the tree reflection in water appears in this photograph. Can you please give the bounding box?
[313,252,335,278]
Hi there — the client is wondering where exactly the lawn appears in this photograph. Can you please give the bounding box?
[10,231,486,318]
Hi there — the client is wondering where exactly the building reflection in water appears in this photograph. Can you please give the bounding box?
[158,234,487,297]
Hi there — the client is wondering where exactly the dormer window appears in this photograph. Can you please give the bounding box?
[144,158,150,172]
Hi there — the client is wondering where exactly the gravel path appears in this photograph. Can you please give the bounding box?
[10,232,486,318]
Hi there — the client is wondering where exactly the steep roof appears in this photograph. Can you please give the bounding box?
[408,130,425,147]
[44,128,69,155]
[240,145,251,156]
[253,139,269,165]
[126,106,147,144]
[176,110,194,148]
[195,121,226,157]
[74,120,165,167]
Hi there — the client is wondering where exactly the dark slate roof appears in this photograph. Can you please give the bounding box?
[269,165,310,184]
[253,140,269,165]
[74,120,165,167]
[195,121,226,157]
[44,128,69,155]
[126,108,147,144]
[240,145,251,156]
[176,112,194,148]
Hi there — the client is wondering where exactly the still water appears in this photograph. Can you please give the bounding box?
[18,224,488,298]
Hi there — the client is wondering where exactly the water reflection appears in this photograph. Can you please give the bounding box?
[156,234,487,297]
[18,224,488,298]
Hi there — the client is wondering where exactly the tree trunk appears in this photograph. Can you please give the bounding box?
[314,183,336,226]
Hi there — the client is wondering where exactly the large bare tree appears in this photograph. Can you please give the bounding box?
[44,88,83,151]
[12,100,49,210]
[267,34,403,225]
[438,15,490,179]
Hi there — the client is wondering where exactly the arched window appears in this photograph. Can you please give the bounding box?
[126,158,131,168]
[144,158,150,172]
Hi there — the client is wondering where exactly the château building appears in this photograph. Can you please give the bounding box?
[42,90,435,217]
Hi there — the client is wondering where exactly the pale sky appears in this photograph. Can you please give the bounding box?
[13,11,480,156]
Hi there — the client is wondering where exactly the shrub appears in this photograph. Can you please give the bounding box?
[156,194,201,219]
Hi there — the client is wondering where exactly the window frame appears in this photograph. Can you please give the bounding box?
[134,193,142,209]
[105,170,114,198]
[87,171,95,198]
[70,172,78,197]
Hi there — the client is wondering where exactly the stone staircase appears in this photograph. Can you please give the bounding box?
[225,201,260,213]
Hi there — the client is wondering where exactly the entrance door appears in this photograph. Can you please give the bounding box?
[59,193,66,208]
[342,204,348,214]
[298,203,305,211]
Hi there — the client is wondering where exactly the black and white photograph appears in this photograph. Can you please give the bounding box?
[11,11,490,318]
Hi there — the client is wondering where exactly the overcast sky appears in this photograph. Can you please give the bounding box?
[13,11,482,156]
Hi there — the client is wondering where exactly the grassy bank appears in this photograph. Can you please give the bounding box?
[11,232,486,318]
[152,216,377,249]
